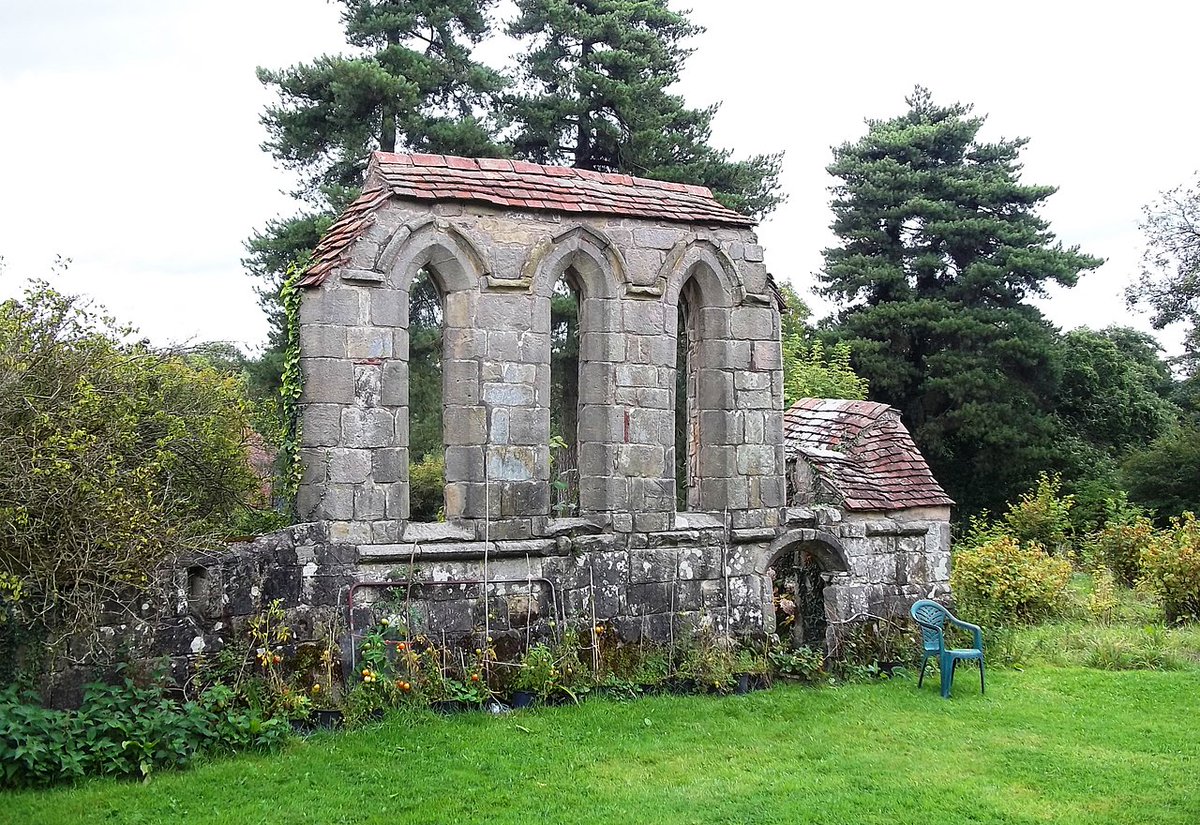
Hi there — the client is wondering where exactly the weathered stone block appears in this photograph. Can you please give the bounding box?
[380,360,408,407]
[445,359,481,405]
[444,445,485,482]
[347,326,393,360]
[443,406,487,445]
[627,407,672,446]
[299,288,362,326]
[368,289,408,328]
[580,331,626,362]
[736,444,776,476]
[372,447,408,484]
[633,227,679,250]
[300,324,346,359]
[341,407,394,448]
[328,448,372,483]
[483,381,535,407]
[353,363,382,407]
[486,446,542,482]
[730,306,775,340]
[477,293,533,331]
[354,483,387,520]
[617,444,665,478]
[301,358,354,404]
[580,475,627,513]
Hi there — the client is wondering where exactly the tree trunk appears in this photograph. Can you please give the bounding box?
[574,41,593,169]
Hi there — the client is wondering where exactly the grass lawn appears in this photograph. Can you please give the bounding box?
[3,665,1198,825]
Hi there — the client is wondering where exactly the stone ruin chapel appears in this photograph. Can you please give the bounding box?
[262,151,954,653]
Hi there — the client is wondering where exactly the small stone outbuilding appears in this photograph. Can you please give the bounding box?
[772,398,952,646]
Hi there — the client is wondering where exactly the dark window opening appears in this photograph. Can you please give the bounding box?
[549,272,581,516]
[409,266,445,522]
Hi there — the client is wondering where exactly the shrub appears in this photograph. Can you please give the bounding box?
[1140,512,1200,624]
[951,535,1073,624]
[0,675,287,788]
[1089,514,1156,587]
[1002,472,1075,556]
[408,454,445,522]
[0,282,262,665]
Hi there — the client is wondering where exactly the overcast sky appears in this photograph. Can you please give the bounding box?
[1,0,1196,354]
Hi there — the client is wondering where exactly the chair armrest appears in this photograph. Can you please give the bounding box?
[948,616,983,650]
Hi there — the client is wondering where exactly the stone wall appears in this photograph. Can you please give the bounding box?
[295,197,785,543]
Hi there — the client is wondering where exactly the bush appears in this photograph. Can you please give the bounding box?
[951,535,1073,624]
[0,283,263,664]
[1140,512,1200,624]
[0,675,288,788]
[1089,513,1156,587]
[1002,472,1075,556]
[409,454,445,522]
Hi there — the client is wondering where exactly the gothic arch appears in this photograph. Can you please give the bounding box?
[378,216,489,293]
[525,224,624,300]
[663,239,743,310]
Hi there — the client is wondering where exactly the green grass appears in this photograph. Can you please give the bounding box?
[4,666,1199,825]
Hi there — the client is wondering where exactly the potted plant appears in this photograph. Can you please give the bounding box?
[512,644,557,708]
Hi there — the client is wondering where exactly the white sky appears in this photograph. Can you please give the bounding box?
[1,0,1196,355]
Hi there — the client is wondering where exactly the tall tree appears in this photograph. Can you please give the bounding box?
[247,0,507,347]
[506,0,783,217]
[1128,173,1200,377]
[820,88,1103,514]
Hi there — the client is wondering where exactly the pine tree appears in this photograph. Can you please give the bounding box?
[507,0,782,217]
[821,88,1103,514]
[247,0,507,347]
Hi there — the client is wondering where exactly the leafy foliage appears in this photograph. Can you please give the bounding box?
[1121,426,1200,522]
[1001,472,1075,556]
[0,283,262,658]
[1127,172,1200,376]
[819,87,1103,515]
[1140,512,1200,624]
[1088,512,1156,587]
[0,675,287,788]
[409,454,446,522]
[951,534,1073,625]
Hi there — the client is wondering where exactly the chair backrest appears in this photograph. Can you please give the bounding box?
[910,599,948,653]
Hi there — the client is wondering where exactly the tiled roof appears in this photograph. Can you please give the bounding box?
[299,152,754,287]
[784,398,953,512]
[367,152,755,227]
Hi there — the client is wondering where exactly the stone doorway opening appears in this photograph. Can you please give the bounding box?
[766,531,849,652]
[771,547,830,649]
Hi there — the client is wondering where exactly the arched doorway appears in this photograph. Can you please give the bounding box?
[765,530,849,651]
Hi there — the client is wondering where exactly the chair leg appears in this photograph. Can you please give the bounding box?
[918,657,929,688]
[979,659,985,695]
[940,656,954,699]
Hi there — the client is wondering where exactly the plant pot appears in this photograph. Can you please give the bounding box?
[734,674,751,695]
[290,719,315,735]
[313,709,343,730]
[511,690,537,709]
[668,678,698,695]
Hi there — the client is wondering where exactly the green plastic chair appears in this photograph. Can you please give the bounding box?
[910,600,985,699]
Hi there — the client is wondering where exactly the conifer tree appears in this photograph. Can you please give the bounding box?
[821,88,1103,514]
[247,0,507,348]
[507,0,782,217]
